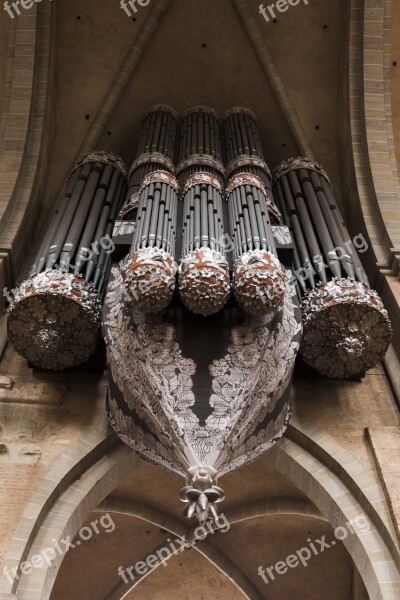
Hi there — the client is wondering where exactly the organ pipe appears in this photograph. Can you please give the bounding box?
[272,157,392,379]
[226,173,286,315]
[120,171,179,313]
[178,173,230,316]
[8,151,128,370]
[122,105,178,220]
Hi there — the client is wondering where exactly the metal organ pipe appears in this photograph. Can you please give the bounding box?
[223,107,281,226]
[226,173,286,316]
[120,171,179,313]
[176,107,226,188]
[121,105,178,221]
[7,151,128,371]
[178,173,230,316]
[272,157,392,379]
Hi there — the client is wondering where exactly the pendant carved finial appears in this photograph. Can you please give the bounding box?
[179,467,225,524]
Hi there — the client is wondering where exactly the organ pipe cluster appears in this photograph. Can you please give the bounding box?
[176,106,225,188]
[272,157,392,379]
[8,151,128,370]
[120,171,179,313]
[121,105,285,318]
[9,106,392,381]
[178,173,230,316]
[122,105,178,220]
[176,108,230,316]
[226,173,285,315]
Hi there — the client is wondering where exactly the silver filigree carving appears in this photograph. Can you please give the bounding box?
[182,106,219,119]
[178,248,231,316]
[225,172,267,197]
[272,156,331,187]
[233,251,286,315]
[144,104,178,119]
[301,278,392,378]
[104,269,302,484]
[119,192,140,220]
[179,467,225,523]
[119,248,177,314]
[70,150,127,180]
[8,270,101,370]
[223,107,257,122]
[139,170,180,195]
[226,156,272,179]
[128,153,175,179]
[182,173,223,196]
[176,156,226,180]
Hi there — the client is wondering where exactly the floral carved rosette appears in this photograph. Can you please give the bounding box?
[233,250,286,316]
[120,247,177,314]
[301,278,392,379]
[178,248,231,316]
[7,270,101,370]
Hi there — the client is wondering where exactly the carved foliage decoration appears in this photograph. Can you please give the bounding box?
[104,268,302,478]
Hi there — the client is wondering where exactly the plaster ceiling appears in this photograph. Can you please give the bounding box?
[44,0,348,206]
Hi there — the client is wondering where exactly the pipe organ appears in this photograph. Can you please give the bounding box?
[6,106,392,525]
[273,157,392,379]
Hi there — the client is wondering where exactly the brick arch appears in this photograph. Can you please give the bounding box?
[3,418,399,599]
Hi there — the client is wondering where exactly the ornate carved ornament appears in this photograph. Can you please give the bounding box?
[176,156,226,178]
[272,156,331,187]
[139,170,180,195]
[182,106,219,119]
[225,172,267,198]
[119,192,140,220]
[8,270,101,371]
[223,107,257,122]
[227,156,272,180]
[70,150,128,180]
[233,251,286,316]
[128,153,175,178]
[119,248,177,314]
[104,268,302,520]
[182,173,223,196]
[301,278,392,379]
[143,104,178,120]
[178,248,231,316]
